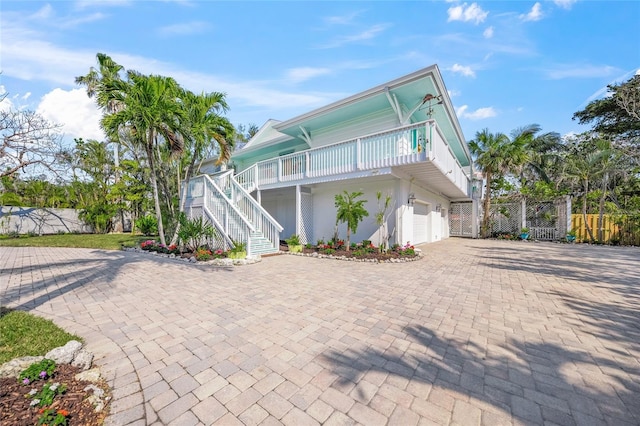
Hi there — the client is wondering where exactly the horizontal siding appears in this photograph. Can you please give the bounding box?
[310,108,399,148]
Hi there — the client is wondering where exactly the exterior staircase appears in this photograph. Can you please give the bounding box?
[183,170,282,257]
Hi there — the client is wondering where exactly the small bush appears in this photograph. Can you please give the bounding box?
[135,215,158,236]
[285,234,300,246]
[194,247,213,261]
[19,359,56,385]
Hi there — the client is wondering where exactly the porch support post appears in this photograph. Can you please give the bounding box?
[256,189,261,205]
[295,184,302,237]
[521,199,527,230]
[566,195,572,233]
[472,199,479,239]
[356,138,362,170]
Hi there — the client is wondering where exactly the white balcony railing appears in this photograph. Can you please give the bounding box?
[235,120,470,196]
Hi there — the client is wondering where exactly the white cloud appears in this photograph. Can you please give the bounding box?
[456,105,497,120]
[36,88,104,141]
[546,64,616,79]
[319,24,391,48]
[483,26,494,38]
[286,67,332,83]
[447,3,488,25]
[31,4,54,19]
[521,3,543,22]
[158,21,210,37]
[450,63,476,78]
[0,86,14,112]
[324,11,362,26]
[74,0,131,9]
[22,92,32,100]
[553,0,578,10]
[448,89,461,98]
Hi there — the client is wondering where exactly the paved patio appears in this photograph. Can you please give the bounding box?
[1,239,639,425]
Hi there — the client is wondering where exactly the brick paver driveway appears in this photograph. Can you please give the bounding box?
[1,239,639,425]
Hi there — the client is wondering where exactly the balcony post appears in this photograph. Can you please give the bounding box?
[277,158,282,182]
[356,138,362,170]
[305,152,310,178]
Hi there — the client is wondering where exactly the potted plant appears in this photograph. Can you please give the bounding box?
[566,229,577,243]
[285,234,303,253]
[520,227,530,240]
[228,240,247,259]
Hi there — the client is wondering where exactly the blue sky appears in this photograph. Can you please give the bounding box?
[1,0,639,145]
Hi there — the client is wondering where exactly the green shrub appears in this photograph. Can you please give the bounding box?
[285,234,300,246]
[135,215,158,236]
[19,359,56,384]
[178,214,215,253]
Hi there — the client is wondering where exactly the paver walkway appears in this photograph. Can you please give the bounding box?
[1,239,639,425]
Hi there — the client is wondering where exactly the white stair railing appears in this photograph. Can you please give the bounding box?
[191,172,283,255]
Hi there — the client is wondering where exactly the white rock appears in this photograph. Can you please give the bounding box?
[0,356,44,379]
[75,368,101,382]
[71,349,93,370]
[45,340,82,364]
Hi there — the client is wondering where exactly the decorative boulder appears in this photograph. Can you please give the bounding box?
[0,356,45,379]
[71,348,94,370]
[44,340,82,364]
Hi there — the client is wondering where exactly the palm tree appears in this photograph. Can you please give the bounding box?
[470,126,541,237]
[102,72,186,245]
[517,126,563,189]
[76,53,126,231]
[334,190,369,251]
[170,90,235,244]
[560,136,620,242]
[469,129,511,237]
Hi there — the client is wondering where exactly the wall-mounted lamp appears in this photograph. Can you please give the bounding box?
[408,193,416,206]
[435,204,442,213]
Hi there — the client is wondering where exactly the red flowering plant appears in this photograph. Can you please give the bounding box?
[140,240,157,251]
[394,242,415,256]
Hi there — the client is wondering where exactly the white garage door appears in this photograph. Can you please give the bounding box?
[413,203,429,244]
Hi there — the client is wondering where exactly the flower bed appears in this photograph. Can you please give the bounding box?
[281,240,421,263]
[0,360,108,426]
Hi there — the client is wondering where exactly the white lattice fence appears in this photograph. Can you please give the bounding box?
[450,202,473,237]
[299,192,313,244]
[490,203,522,234]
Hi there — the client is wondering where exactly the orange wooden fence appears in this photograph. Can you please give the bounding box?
[571,214,640,245]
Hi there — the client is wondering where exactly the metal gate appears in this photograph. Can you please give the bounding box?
[450,202,473,237]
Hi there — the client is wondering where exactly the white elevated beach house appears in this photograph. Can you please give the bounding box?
[184,65,478,257]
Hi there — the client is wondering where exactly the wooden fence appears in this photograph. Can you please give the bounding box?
[571,214,640,245]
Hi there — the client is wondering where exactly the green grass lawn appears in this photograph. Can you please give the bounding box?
[0,233,150,250]
[0,309,82,364]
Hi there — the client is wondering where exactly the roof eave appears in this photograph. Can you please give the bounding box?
[273,64,439,132]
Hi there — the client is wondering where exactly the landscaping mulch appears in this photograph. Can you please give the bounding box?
[280,245,419,261]
[0,364,109,426]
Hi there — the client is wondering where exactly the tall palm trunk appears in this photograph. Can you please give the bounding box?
[597,172,608,242]
[482,170,492,238]
[582,178,595,242]
[146,133,167,246]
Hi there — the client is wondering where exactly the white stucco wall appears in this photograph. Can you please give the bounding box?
[257,175,453,247]
[260,188,297,241]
